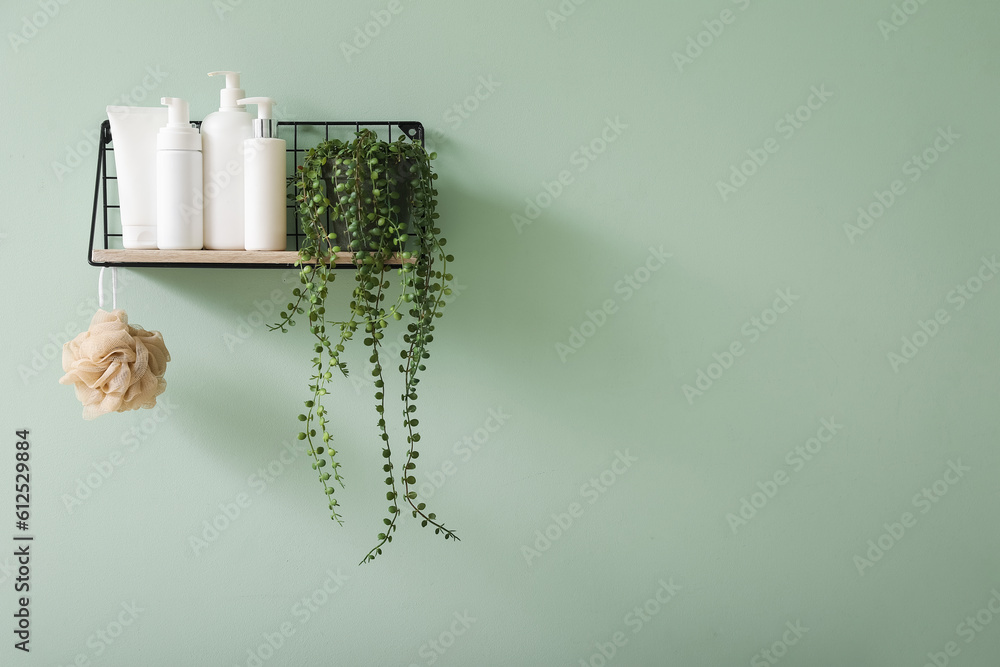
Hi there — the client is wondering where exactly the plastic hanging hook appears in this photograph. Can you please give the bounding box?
[98,267,118,310]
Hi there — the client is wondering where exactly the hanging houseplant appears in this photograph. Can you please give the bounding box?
[271,129,457,564]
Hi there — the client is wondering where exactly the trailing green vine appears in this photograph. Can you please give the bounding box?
[270,129,458,564]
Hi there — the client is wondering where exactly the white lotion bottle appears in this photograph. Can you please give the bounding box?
[202,71,253,249]
[238,97,287,251]
[156,97,203,249]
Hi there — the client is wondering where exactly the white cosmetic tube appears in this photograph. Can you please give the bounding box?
[106,106,168,249]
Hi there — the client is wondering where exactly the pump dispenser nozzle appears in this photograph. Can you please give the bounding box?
[237,97,277,139]
[161,97,190,128]
[208,71,246,109]
[158,97,200,151]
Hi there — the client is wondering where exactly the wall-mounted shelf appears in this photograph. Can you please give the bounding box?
[89,119,425,269]
[89,249,416,269]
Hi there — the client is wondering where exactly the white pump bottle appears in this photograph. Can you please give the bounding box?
[238,97,287,251]
[202,71,253,249]
[156,97,203,250]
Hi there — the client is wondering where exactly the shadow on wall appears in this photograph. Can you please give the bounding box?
[114,143,688,487]
[118,134,690,474]
[77,144,713,589]
[128,168,618,370]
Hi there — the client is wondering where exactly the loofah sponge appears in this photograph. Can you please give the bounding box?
[59,309,170,420]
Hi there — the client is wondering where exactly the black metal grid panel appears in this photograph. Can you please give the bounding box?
[88,120,425,268]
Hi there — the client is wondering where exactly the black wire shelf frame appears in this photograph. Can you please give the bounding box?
[88,119,425,269]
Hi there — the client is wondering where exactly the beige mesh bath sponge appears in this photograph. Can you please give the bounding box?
[59,309,170,420]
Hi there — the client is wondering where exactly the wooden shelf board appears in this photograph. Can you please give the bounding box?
[91,249,415,267]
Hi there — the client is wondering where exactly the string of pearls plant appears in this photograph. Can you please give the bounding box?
[270,128,458,564]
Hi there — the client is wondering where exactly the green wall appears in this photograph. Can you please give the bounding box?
[2,0,999,664]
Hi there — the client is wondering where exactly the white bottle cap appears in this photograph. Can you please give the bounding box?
[157,97,201,151]
[209,71,246,110]
[237,97,277,138]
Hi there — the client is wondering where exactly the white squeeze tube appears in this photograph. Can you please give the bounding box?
[106,106,168,249]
